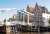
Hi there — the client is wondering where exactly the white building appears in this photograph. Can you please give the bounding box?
[17,9,26,21]
[42,13,50,27]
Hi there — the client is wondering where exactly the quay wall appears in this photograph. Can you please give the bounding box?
[0,26,6,32]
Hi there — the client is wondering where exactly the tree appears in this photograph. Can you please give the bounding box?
[48,19,50,24]
[9,18,12,21]
[4,19,6,22]
[48,19,50,26]
[9,18,12,20]
[4,19,9,22]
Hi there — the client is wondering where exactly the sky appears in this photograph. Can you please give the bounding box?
[0,0,50,21]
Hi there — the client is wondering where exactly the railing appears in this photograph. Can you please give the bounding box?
[9,21,34,26]
[10,21,26,25]
[0,21,35,26]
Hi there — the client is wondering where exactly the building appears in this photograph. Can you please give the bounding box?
[17,3,50,27]
[13,14,17,19]
[17,9,26,21]
[42,13,50,27]
[0,21,1,25]
[9,14,17,21]
[27,3,50,26]
[12,14,17,21]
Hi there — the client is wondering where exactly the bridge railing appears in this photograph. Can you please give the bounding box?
[0,21,35,26]
[9,21,34,26]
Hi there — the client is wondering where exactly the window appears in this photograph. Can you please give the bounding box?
[19,12,20,15]
[34,12,35,14]
[36,12,37,14]
[42,11,43,13]
[34,15,35,17]
[39,11,40,13]
[35,9,36,11]
[22,11,24,12]
[37,9,38,10]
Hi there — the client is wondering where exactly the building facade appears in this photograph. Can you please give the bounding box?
[27,3,50,26]
[42,13,50,27]
[17,3,50,27]
[12,14,17,21]
[17,9,26,21]
[9,14,17,21]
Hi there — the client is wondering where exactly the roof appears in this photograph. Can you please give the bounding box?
[39,6,49,13]
[39,6,45,13]
[29,7,34,12]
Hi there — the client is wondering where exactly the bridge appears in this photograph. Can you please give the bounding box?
[0,8,39,33]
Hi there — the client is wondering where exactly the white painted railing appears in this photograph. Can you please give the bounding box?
[0,21,35,26]
[10,21,26,25]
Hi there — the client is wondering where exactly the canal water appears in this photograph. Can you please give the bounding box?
[0,31,50,34]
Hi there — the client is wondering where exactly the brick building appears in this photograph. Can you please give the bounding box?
[11,14,17,21]
[27,3,50,26]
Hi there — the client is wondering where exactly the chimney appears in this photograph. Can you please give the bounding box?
[44,6,46,13]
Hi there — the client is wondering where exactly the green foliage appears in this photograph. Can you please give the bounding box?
[48,19,50,24]
[4,19,6,22]
[29,19,33,22]
[4,18,10,22]
[9,18,12,20]
[25,18,27,22]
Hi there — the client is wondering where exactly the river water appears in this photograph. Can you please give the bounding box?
[0,31,50,34]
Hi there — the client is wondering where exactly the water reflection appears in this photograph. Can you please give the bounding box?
[0,31,50,34]
[17,31,40,34]
[17,31,50,34]
[40,32,50,34]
